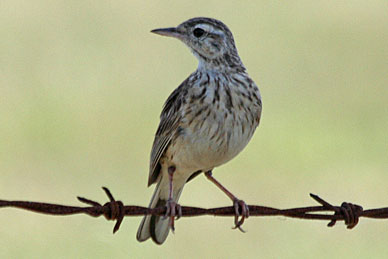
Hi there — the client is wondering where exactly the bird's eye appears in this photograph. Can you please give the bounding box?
[193,28,205,38]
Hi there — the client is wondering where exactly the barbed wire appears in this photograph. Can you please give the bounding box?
[1,187,387,233]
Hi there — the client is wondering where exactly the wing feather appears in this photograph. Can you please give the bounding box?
[147,77,190,186]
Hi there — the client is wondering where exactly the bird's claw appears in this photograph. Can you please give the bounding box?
[162,199,182,232]
[232,199,249,232]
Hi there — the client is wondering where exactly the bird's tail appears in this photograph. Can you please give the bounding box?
[136,177,184,245]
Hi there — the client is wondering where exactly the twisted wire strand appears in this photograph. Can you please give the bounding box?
[1,187,387,233]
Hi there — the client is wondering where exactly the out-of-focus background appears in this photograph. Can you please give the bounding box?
[0,1,387,258]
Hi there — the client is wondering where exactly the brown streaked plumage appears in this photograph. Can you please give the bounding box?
[137,17,262,245]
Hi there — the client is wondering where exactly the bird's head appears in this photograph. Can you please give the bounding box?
[151,17,244,71]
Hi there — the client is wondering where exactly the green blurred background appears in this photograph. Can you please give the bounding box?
[1,1,387,258]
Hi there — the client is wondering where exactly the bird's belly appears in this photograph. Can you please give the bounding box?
[170,115,255,172]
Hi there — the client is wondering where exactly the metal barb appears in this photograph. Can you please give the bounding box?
[0,189,382,234]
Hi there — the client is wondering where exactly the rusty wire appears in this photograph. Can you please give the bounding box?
[1,187,387,233]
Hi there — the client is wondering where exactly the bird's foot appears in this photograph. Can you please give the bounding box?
[163,199,182,232]
[232,199,249,232]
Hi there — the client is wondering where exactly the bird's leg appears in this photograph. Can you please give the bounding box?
[204,170,249,232]
[164,166,182,232]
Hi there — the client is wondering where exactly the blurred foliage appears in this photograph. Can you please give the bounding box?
[0,1,387,258]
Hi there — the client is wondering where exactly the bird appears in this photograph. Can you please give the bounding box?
[136,17,262,245]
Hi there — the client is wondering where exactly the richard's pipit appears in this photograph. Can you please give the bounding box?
[137,17,262,244]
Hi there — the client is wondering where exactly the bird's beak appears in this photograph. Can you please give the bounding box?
[151,27,182,39]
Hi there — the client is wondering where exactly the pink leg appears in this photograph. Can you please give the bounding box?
[164,166,182,232]
[205,171,249,232]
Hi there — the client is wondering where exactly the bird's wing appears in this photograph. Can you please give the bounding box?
[147,78,189,186]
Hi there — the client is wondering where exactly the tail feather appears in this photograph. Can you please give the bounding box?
[136,180,161,242]
[150,199,170,244]
[136,180,183,244]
